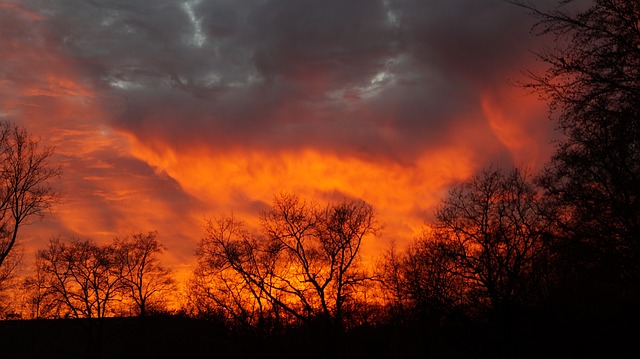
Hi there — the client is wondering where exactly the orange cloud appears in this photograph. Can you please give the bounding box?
[24,75,93,98]
[481,86,553,170]
[0,7,201,282]
[128,137,478,258]
[2,0,556,294]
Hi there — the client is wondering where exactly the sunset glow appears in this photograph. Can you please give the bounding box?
[5,1,639,357]
[1,0,554,283]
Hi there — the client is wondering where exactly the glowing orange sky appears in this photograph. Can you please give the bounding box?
[1,0,554,281]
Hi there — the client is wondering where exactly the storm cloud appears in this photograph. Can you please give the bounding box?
[17,0,547,159]
[1,0,557,269]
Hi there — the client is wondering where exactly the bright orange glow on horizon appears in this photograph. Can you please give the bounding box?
[128,137,478,254]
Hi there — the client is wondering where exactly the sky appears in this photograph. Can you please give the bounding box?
[0,0,563,278]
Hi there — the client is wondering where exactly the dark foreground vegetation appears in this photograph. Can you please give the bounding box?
[1,1,640,358]
[1,307,638,359]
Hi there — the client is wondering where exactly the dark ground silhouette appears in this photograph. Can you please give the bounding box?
[1,309,638,359]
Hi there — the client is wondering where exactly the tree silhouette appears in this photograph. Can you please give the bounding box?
[261,194,378,330]
[378,167,553,358]
[0,121,60,284]
[431,167,551,317]
[188,214,272,328]
[29,233,175,319]
[23,255,59,319]
[114,231,175,317]
[508,3,640,353]
[190,193,380,332]
[380,235,465,322]
[516,0,640,289]
[35,238,124,319]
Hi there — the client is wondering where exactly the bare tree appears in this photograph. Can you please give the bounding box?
[380,235,466,322]
[311,199,378,328]
[0,121,60,277]
[22,255,58,319]
[114,231,175,316]
[260,194,379,329]
[189,214,276,328]
[377,241,406,315]
[432,167,552,316]
[190,193,380,330]
[514,0,640,285]
[27,233,175,319]
[35,238,124,319]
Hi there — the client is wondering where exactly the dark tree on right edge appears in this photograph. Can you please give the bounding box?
[515,0,640,334]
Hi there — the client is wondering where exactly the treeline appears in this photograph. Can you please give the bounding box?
[4,162,637,357]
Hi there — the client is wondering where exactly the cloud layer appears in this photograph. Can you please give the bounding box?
[1,0,555,273]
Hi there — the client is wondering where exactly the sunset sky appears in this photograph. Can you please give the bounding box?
[1,0,563,278]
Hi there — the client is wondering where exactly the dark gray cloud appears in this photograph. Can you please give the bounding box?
[393,0,538,83]
[0,0,566,267]
[22,0,546,164]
